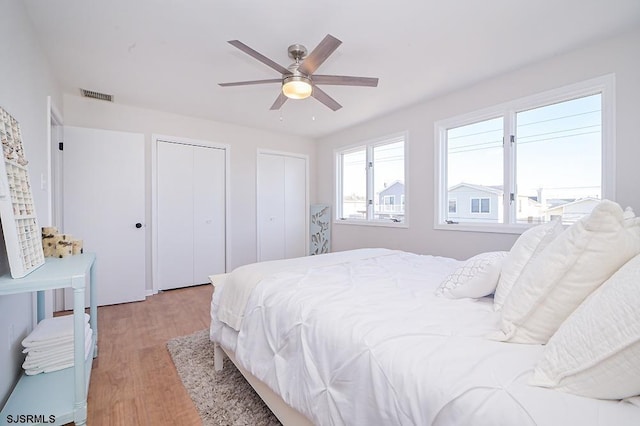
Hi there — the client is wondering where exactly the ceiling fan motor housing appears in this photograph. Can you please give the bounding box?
[287,44,307,61]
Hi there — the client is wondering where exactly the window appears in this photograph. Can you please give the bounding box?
[337,133,406,224]
[448,198,457,214]
[382,195,395,212]
[471,198,490,213]
[435,75,614,232]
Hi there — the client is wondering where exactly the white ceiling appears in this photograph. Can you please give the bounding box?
[23,0,640,139]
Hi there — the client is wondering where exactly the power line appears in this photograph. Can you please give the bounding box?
[449,125,600,154]
[518,130,599,146]
[448,108,600,140]
[449,139,502,152]
[518,124,600,141]
[517,109,600,128]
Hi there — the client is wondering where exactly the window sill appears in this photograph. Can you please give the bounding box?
[433,222,533,235]
[334,219,409,229]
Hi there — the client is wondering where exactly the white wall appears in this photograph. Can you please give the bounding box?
[63,95,316,292]
[317,27,640,260]
[0,0,62,407]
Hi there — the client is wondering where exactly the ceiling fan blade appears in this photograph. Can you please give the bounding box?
[270,92,288,110]
[298,34,342,76]
[311,86,342,111]
[312,75,379,87]
[219,78,281,87]
[228,40,290,75]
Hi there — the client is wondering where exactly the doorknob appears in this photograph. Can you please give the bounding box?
[135,223,143,229]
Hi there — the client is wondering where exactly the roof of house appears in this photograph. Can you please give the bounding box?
[545,197,600,213]
[448,182,503,195]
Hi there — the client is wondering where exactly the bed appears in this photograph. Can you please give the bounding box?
[209,201,640,425]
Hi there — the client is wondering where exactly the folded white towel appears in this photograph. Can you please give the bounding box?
[25,360,74,376]
[22,322,91,353]
[23,328,93,362]
[22,314,90,348]
[23,329,93,372]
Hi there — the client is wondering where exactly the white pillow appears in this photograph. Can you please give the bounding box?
[530,253,640,399]
[495,200,640,343]
[493,220,564,311]
[436,251,508,299]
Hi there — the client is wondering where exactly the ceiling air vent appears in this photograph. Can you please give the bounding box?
[80,89,113,102]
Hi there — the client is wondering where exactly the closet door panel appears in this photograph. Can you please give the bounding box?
[257,154,285,261]
[193,145,226,284]
[284,156,307,259]
[157,142,194,289]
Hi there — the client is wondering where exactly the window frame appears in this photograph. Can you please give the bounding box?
[335,132,409,228]
[434,74,615,234]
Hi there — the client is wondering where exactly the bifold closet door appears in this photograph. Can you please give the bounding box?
[157,141,226,290]
[257,153,306,262]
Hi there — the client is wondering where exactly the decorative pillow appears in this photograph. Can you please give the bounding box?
[495,200,640,344]
[436,251,508,299]
[493,219,563,311]
[530,253,640,399]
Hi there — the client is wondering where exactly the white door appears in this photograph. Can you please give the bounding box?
[63,126,146,307]
[257,152,307,262]
[157,141,226,290]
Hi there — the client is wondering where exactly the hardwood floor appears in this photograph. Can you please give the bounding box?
[79,284,213,425]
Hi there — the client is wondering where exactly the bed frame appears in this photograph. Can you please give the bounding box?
[214,343,313,426]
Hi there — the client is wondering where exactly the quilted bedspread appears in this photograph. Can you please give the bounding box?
[210,250,640,425]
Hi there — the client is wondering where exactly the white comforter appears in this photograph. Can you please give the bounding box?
[217,248,396,330]
[210,250,640,426]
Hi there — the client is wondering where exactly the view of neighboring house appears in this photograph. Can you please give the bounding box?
[447,182,600,224]
[377,181,405,220]
[448,183,504,223]
[342,181,406,221]
[346,180,599,224]
[341,194,367,219]
[545,197,601,223]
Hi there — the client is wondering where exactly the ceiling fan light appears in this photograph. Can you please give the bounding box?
[282,75,312,99]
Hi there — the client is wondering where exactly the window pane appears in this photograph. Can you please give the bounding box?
[448,199,457,213]
[341,149,367,219]
[471,198,479,213]
[373,141,405,222]
[447,117,503,223]
[516,94,601,224]
[481,198,490,213]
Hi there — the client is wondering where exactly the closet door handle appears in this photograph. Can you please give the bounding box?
[135,223,143,229]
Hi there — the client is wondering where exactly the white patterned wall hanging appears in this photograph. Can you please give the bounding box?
[310,204,331,255]
[0,106,45,277]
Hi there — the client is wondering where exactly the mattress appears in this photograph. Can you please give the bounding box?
[210,250,640,425]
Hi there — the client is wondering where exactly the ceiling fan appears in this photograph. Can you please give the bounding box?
[219,34,379,111]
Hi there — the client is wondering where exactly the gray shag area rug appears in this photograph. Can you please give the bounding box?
[167,329,281,426]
